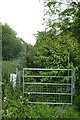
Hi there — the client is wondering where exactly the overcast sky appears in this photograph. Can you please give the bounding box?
[0,0,45,45]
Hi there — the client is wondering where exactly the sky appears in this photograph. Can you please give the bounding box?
[0,0,45,45]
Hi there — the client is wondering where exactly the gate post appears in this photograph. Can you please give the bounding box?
[71,69,75,105]
[23,68,24,96]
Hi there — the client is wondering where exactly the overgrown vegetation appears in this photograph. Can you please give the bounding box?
[2,0,80,119]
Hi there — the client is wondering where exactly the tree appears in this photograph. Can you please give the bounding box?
[43,0,80,42]
[34,30,80,102]
[2,23,24,60]
[24,44,36,67]
[43,0,80,97]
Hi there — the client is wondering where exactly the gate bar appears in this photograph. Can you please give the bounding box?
[23,68,72,71]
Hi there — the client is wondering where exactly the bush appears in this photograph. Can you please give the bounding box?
[74,95,80,111]
[62,106,80,118]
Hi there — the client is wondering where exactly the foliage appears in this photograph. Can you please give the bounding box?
[2,96,29,119]
[34,30,80,108]
[62,106,80,118]
[43,0,80,42]
[2,23,24,60]
[2,0,80,117]
[2,59,21,99]
[2,57,80,119]
[34,31,79,69]
[37,0,80,99]
[25,44,36,67]
[73,95,80,111]
[18,44,36,69]
[2,94,80,119]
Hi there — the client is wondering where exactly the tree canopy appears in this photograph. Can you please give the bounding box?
[43,0,80,42]
[2,23,24,60]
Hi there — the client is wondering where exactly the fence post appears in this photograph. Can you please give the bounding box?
[16,68,18,88]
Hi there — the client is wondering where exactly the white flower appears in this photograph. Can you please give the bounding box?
[20,96,22,99]
[3,97,6,102]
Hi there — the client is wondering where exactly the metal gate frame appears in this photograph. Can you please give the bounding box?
[23,68,75,105]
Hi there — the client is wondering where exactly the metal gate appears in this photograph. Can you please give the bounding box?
[23,68,75,105]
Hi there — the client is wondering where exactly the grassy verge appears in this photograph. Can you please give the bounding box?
[2,94,80,119]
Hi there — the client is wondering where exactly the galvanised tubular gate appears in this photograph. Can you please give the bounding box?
[23,68,75,105]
